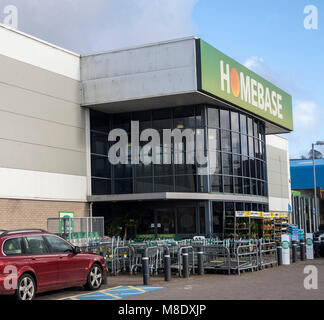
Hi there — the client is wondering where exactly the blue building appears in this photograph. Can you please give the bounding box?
[290,159,324,232]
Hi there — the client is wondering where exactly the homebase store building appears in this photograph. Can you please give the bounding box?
[0,25,294,239]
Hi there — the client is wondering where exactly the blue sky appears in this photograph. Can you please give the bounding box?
[1,0,322,158]
[193,0,324,158]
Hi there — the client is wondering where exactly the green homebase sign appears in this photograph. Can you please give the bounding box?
[198,40,293,132]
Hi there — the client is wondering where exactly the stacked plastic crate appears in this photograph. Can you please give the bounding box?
[288,225,298,241]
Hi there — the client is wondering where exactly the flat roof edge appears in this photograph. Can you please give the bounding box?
[0,23,80,57]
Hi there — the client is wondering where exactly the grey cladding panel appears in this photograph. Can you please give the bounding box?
[0,54,80,103]
[0,138,86,176]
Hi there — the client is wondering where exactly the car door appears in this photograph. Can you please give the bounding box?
[23,235,60,292]
[44,235,89,285]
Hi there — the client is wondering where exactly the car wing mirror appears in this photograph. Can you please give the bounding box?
[73,246,81,254]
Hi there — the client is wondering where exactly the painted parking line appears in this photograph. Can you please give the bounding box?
[60,286,165,300]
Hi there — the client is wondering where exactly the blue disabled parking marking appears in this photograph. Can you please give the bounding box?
[61,286,164,300]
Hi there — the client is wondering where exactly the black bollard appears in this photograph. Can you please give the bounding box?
[197,247,204,275]
[300,241,305,261]
[277,242,282,266]
[142,247,150,285]
[314,240,320,258]
[182,248,189,278]
[164,247,171,281]
[292,240,297,263]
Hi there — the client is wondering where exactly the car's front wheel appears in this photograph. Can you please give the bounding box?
[16,274,36,300]
[85,264,103,290]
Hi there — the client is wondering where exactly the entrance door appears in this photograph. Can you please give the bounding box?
[155,208,176,237]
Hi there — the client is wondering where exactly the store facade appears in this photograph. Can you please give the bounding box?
[83,38,293,239]
[0,25,293,237]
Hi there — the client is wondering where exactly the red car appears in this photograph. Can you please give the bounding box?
[0,229,107,300]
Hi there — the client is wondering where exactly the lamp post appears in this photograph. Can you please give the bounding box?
[312,141,324,232]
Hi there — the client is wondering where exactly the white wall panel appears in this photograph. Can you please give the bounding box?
[0,167,87,202]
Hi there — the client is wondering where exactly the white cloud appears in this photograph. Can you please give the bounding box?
[286,100,324,158]
[244,56,264,70]
[0,0,199,54]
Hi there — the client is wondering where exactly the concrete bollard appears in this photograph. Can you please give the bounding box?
[182,248,189,278]
[142,247,150,285]
[164,247,171,281]
[197,247,204,275]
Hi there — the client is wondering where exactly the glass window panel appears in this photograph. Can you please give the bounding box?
[222,153,233,175]
[253,120,258,138]
[177,208,196,234]
[208,129,220,151]
[252,203,258,211]
[211,175,223,193]
[114,164,132,179]
[245,203,252,211]
[223,176,233,193]
[213,202,224,235]
[257,180,262,196]
[233,155,242,176]
[234,177,242,193]
[225,202,235,215]
[173,106,195,129]
[220,109,230,129]
[196,175,206,193]
[153,109,172,130]
[251,180,257,195]
[221,130,231,152]
[241,135,248,156]
[242,156,249,177]
[256,160,261,179]
[114,179,133,194]
[155,176,174,192]
[135,178,153,193]
[209,151,222,175]
[248,137,254,157]
[174,163,196,176]
[156,209,176,234]
[254,138,260,158]
[155,163,173,176]
[248,117,253,136]
[240,114,247,134]
[175,175,196,192]
[90,110,110,133]
[236,202,244,211]
[92,178,111,195]
[135,164,153,177]
[133,111,151,130]
[91,131,108,155]
[208,108,219,128]
[231,112,239,132]
[232,132,240,154]
[243,178,251,195]
[112,113,131,131]
[199,207,205,234]
[250,158,256,178]
[196,107,203,129]
[91,155,110,178]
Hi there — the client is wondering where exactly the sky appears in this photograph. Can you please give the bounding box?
[0,0,323,159]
